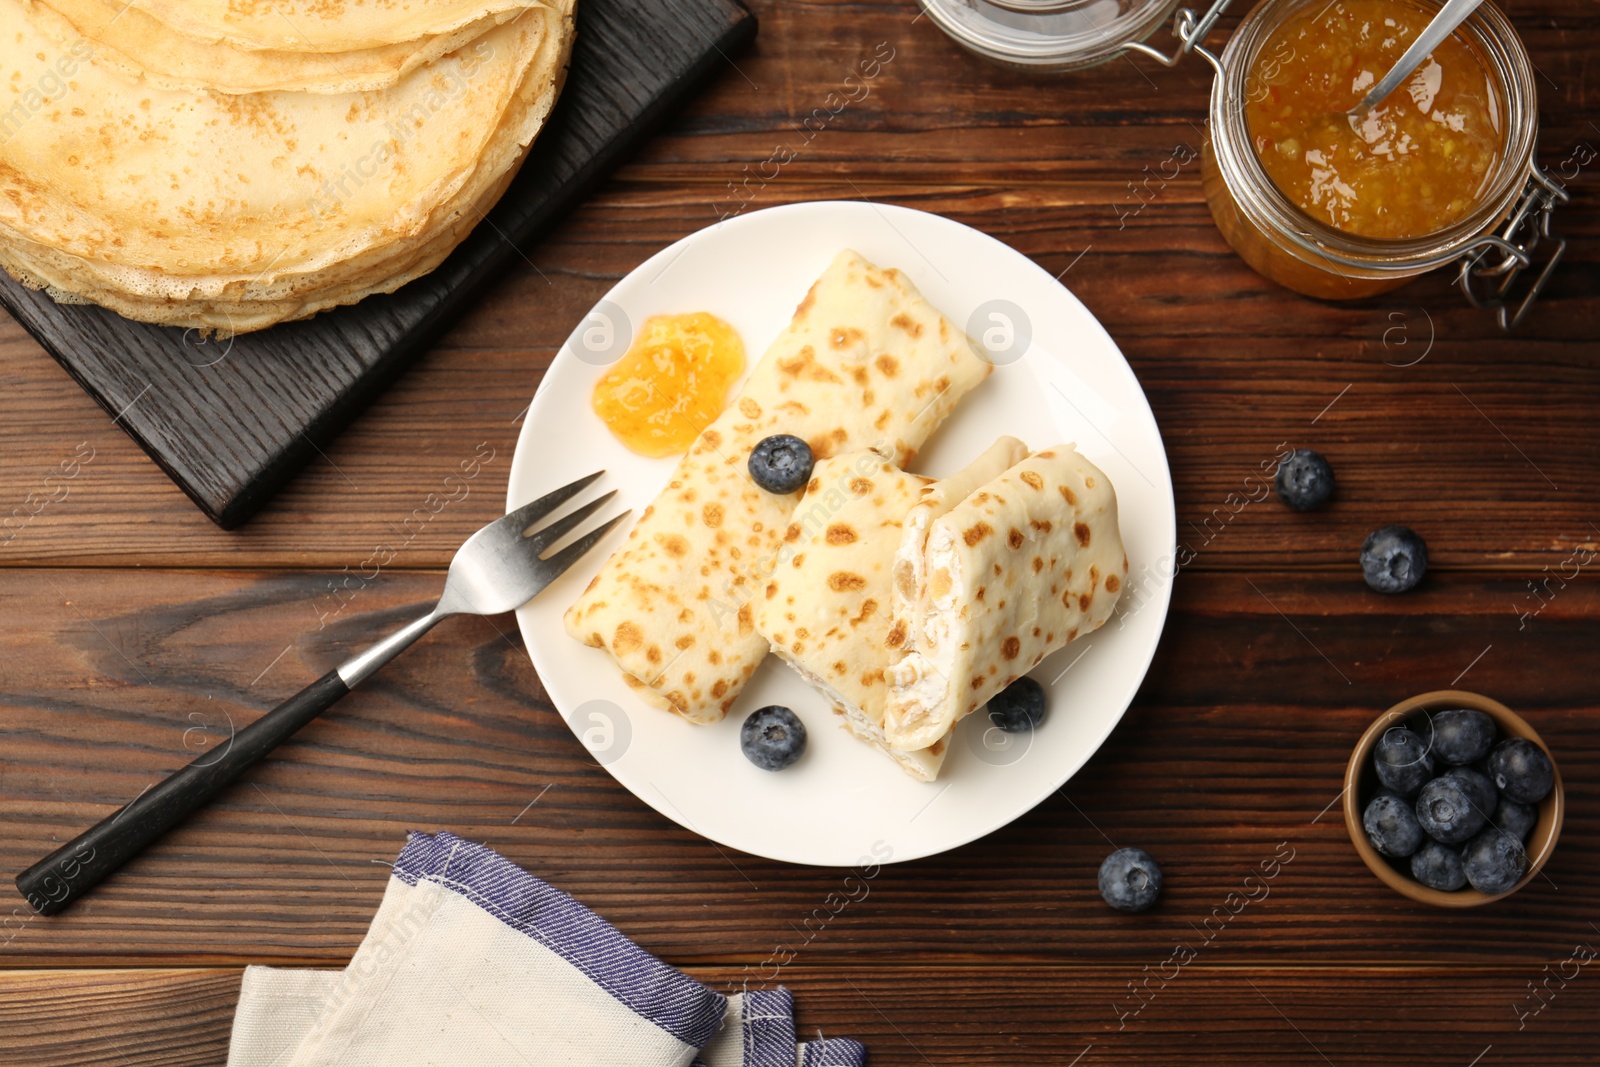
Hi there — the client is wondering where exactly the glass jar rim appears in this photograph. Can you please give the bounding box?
[918,0,1181,69]
[1208,0,1540,273]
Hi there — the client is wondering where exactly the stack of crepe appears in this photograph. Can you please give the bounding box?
[0,0,574,333]
[566,248,1129,781]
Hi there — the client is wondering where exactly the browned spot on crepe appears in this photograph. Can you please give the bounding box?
[614,621,643,655]
[675,635,695,650]
[828,571,867,592]
[826,523,858,545]
[1007,528,1025,550]
[1020,470,1044,490]
[1074,522,1092,547]
[886,619,907,649]
[832,327,863,348]
[1001,636,1021,660]
[1059,485,1077,506]
[889,312,922,337]
[702,503,724,528]
[739,397,762,419]
[875,354,899,378]
[963,522,993,547]
[1105,574,1121,593]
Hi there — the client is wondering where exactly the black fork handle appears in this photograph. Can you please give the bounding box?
[16,670,349,916]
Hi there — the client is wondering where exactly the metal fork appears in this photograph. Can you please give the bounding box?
[15,472,626,916]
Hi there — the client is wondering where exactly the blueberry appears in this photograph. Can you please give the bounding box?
[1363,790,1425,858]
[1429,708,1497,765]
[1360,525,1428,594]
[1373,726,1433,795]
[986,676,1047,733]
[748,435,814,495]
[1442,766,1498,823]
[1493,799,1538,842]
[1410,839,1468,892]
[1487,737,1554,804]
[1275,449,1335,511]
[1098,848,1163,912]
[740,705,807,771]
[1414,776,1489,845]
[1462,827,1527,894]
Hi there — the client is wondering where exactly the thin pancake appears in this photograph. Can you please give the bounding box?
[754,449,944,780]
[26,0,528,94]
[118,0,538,51]
[0,0,573,330]
[565,250,993,724]
[883,446,1128,751]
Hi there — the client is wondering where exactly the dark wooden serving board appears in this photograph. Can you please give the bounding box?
[0,0,755,529]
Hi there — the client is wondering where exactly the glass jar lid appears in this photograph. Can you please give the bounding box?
[919,0,1183,71]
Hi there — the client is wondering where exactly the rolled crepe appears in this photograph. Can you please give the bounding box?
[565,250,992,724]
[756,439,1028,780]
[883,446,1127,751]
[754,449,942,779]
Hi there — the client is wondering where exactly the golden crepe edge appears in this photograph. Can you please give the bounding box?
[883,444,1128,751]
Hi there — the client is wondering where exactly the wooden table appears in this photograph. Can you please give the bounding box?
[3,2,1597,1062]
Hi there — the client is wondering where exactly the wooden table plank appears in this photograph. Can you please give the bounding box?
[1,568,1593,967]
[5,965,1599,1067]
[0,183,1595,571]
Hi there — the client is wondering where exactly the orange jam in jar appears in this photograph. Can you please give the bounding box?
[1245,0,1502,240]
[591,312,746,458]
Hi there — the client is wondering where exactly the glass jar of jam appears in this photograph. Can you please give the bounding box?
[920,0,1568,327]
[1204,0,1561,319]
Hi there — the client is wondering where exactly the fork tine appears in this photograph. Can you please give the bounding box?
[504,471,605,533]
[524,490,619,554]
[535,510,632,578]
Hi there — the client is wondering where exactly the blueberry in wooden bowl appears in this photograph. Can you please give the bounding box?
[1344,690,1563,907]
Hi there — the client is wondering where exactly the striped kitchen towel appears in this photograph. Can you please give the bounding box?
[225,831,866,1067]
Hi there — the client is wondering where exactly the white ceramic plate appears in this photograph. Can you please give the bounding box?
[509,201,1175,867]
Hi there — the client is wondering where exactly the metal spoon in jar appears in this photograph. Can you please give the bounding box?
[1348,0,1485,116]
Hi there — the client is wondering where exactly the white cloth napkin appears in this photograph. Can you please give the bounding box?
[226,831,866,1067]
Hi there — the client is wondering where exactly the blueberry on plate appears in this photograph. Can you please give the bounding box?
[1373,726,1434,796]
[986,676,1047,733]
[1487,737,1554,804]
[1442,766,1499,823]
[1275,449,1335,511]
[1462,827,1528,894]
[1360,525,1428,594]
[748,435,814,495]
[1429,708,1497,765]
[1493,799,1538,842]
[1410,839,1468,892]
[1414,775,1489,845]
[1363,791,1424,858]
[740,705,807,771]
[1098,848,1163,912]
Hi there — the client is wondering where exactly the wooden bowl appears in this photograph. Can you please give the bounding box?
[1344,690,1563,907]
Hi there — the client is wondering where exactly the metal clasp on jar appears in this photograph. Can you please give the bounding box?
[1456,164,1569,331]
[1123,1,1233,75]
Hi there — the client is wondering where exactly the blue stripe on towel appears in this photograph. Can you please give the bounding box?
[798,1038,868,1067]
[740,987,796,1067]
[393,831,726,1050]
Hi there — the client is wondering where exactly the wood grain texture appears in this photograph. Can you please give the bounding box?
[0,192,1595,568]
[0,568,1593,967]
[0,0,756,529]
[0,1,1597,1063]
[4,965,1600,1066]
